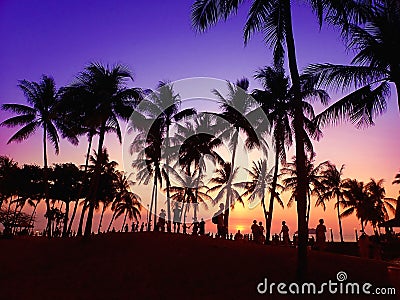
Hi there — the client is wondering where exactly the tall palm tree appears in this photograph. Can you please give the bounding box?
[131,127,163,231]
[239,159,284,242]
[281,154,327,226]
[114,190,141,231]
[208,162,244,222]
[191,0,363,278]
[306,1,400,127]
[65,63,141,237]
[316,162,346,242]
[130,81,196,231]
[0,75,75,237]
[252,65,328,242]
[212,78,265,232]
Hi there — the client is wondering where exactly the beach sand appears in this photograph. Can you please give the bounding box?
[0,232,397,299]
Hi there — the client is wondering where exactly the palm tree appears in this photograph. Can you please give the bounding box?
[130,81,196,231]
[316,162,346,242]
[239,159,284,242]
[131,128,163,231]
[212,78,265,232]
[167,168,212,224]
[281,154,327,226]
[50,163,81,237]
[364,178,396,230]
[0,75,75,237]
[340,179,369,231]
[252,65,328,242]
[65,63,141,237]
[208,162,244,224]
[0,156,19,210]
[191,0,363,278]
[306,1,400,127]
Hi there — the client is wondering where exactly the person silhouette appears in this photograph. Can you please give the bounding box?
[158,209,166,232]
[140,222,144,232]
[258,221,265,244]
[199,218,205,235]
[280,221,290,246]
[190,218,199,235]
[215,203,225,238]
[173,203,182,233]
[124,224,128,233]
[251,220,260,243]
[316,219,327,250]
[234,230,243,241]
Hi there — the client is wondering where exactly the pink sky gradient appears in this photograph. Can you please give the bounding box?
[1,1,399,238]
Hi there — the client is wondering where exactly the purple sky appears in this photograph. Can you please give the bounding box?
[1,0,399,236]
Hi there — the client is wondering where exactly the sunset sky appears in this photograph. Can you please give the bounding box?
[1,0,399,240]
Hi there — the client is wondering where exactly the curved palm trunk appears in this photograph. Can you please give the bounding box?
[165,126,172,232]
[121,211,128,231]
[337,195,344,242]
[283,0,308,280]
[97,203,107,233]
[76,135,93,236]
[67,199,79,236]
[265,147,280,244]
[43,124,52,238]
[28,203,38,234]
[148,180,156,231]
[107,210,117,232]
[84,123,106,237]
[62,200,70,237]
[153,178,158,231]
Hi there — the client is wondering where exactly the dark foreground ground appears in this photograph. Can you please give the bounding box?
[0,232,399,300]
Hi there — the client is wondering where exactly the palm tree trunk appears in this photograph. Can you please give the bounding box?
[148,180,156,231]
[224,130,238,232]
[282,0,308,280]
[67,199,79,236]
[84,123,106,237]
[153,178,158,231]
[98,204,106,233]
[266,146,280,244]
[121,211,128,231]
[43,124,52,238]
[28,203,38,234]
[62,201,70,237]
[306,190,311,226]
[107,210,117,232]
[76,135,93,236]
[337,195,344,242]
[165,126,172,232]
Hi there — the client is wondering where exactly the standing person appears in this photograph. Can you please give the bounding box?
[173,203,182,233]
[258,221,265,244]
[158,209,166,232]
[192,218,199,235]
[215,203,225,238]
[316,219,327,250]
[140,222,144,232]
[280,221,290,246]
[131,222,135,232]
[199,218,205,235]
[124,224,128,233]
[251,220,260,243]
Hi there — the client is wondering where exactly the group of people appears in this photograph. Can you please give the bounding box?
[275,219,327,249]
